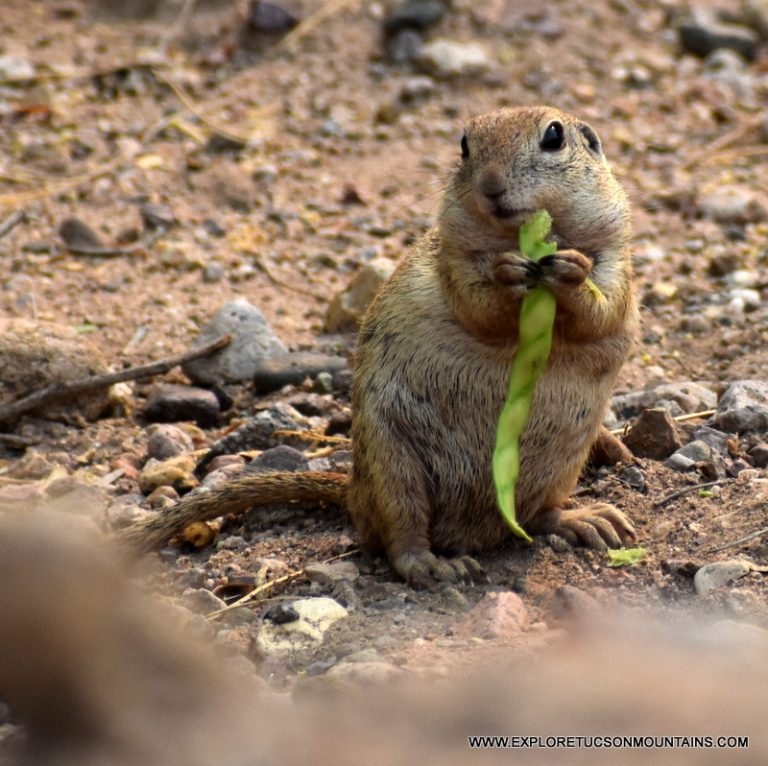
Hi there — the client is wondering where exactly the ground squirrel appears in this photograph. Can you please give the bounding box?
[122,106,638,587]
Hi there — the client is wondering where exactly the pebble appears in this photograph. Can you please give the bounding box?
[383,0,446,35]
[180,587,228,615]
[252,352,349,393]
[0,54,35,80]
[617,465,647,492]
[386,29,424,63]
[680,314,711,335]
[678,10,759,60]
[399,76,436,103]
[665,452,695,472]
[138,455,198,495]
[416,39,493,79]
[698,187,765,225]
[693,560,754,595]
[611,381,717,421]
[202,262,226,283]
[256,597,349,655]
[622,408,684,460]
[142,384,221,428]
[0,319,110,425]
[105,494,151,529]
[691,426,731,455]
[674,440,713,463]
[305,561,360,586]
[244,0,299,34]
[139,202,175,230]
[728,288,761,313]
[453,591,528,639]
[748,443,768,467]
[145,423,195,460]
[182,299,288,386]
[552,585,601,619]
[312,371,334,394]
[58,217,105,249]
[245,445,309,474]
[324,258,397,332]
[146,485,180,509]
[715,380,768,433]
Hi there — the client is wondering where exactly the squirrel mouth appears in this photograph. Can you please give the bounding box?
[491,205,532,221]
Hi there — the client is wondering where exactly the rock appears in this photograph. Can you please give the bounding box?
[748,443,768,467]
[324,258,396,332]
[678,10,759,60]
[611,381,717,421]
[256,597,348,655]
[138,455,198,495]
[146,485,180,509]
[665,452,695,472]
[454,592,528,639]
[58,217,105,250]
[142,384,221,428]
[305,561,360,587]
[383,0,446,35]
[246,445,309,474]
[742,0,768,38]
[145,424,195,460]
[321,660,401,686]
[694,560,754,595]
[0,319,110,426]
[674,440,713,463]
[0,54,35,80]
[183,300,288,386]
[399,76,436,103]
[245,0,299,34]
[139,202,175,230]
[622,408,684,460]
[195,404,308,475]
[715,380,768,434]
[203,262,226,283]
[416,39,493,79]
[252,352,349,393]
[386,29,424,63]
[728,288,761,313]
[617,465,647,492]
[680,315,711,335]
[553,585,601,618]
[180,588,228,615]
[698,187,766,225]
[105,495,150,530]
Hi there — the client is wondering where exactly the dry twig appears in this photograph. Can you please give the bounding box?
[653,478,736,508]
[706,525,768,554]
[0,334,231,426]
[0,211,27,240]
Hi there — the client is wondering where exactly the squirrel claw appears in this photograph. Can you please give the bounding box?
[392,550,488,590]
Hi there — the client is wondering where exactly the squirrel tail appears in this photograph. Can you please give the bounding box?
[118,471,349,555]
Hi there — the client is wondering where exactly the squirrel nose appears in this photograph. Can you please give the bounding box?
[478,169,506,201]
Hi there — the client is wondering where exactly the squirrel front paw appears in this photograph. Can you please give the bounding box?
[539,249,592,287]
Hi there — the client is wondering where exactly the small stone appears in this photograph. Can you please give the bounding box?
[245,0,299,34]
[547,534,572,552]
[386,29,424,63]
[715,380,768,434]
[691,427,731,455]
[203,262,226,283]
[612,381,717,421]
[324,258,396,332]
[145,423,195,460]
[256,597,348,655]
[665,452,695,471]
[246,445,309,474]
[617,465,647,492]
[263,603,300,625]
[748,443,768,467]
[729,269,761,288]
[399,76,436,103]
[623,408,685,460]
[416,39,493,79]
[384,0,446,35]
[313,371,334,394]
[138,455,198,495]
[680,315,711,334]
[454,591,528,639]
[180,587,228,614]
[0,54,35,80]
[553,585,601,618]
[305,561,360,586]
[678,10,759,60]
[183,299,288,386]
[728,288,761,313]
[105,494,150,529]
[252,352,349,393]
[675,440,713,463]
[139,202,175,230]
[142,384,221,428]
[693,560,753,595]
[58,217,105,250]
[698,187,766,225]
[146,485,180,508]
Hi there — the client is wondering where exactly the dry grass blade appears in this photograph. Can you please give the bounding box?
[275,0,361,52]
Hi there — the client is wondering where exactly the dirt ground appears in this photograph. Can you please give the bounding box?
[1,0,768,692]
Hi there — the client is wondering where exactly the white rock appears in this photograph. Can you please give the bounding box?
[417,39,492,79]
[256,597,348,655]
[694,560,753,595]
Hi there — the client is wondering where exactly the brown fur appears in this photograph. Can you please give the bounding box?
[121,106,638,587]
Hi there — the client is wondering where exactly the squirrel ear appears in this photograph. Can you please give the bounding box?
[579,123,602,155]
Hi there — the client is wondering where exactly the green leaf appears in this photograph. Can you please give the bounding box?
[606,547,648,567]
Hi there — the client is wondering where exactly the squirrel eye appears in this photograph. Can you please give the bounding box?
[540,121,565,151]
[460,134,469,159]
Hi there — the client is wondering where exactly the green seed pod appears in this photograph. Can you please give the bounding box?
[492,210,558,542]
